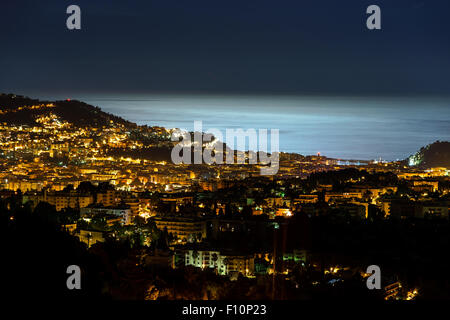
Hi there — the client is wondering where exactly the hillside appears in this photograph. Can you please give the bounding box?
[0,93,137,129]
[407,141,450,168]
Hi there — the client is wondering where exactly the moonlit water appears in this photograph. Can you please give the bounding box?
[35,93,450,161]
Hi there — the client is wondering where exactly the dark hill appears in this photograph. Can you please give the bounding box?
[0,93,136,128]
[407,141,450,168]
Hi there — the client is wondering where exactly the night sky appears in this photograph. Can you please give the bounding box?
[1,0,450,96]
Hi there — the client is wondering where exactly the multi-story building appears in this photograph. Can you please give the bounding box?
[183,249,255,277]
[411,180,439,193]
[264,197,291,208]
[152,216,207,242]
[325,192,363,202]
[46,191,94,211]
[77,229,106,248]
[382,199,449,219]
[23,190,94,211]
[416,202,449,219]
[96,189,117,207]
[80,204,132,224]
[293,194,319,205]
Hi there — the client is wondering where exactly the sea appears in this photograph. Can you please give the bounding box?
[33,93,450,161]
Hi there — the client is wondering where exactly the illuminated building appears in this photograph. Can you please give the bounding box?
[152,216,207,242]
[80,204,132,224]
[183,249,255,277]
[77,229,106,248]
